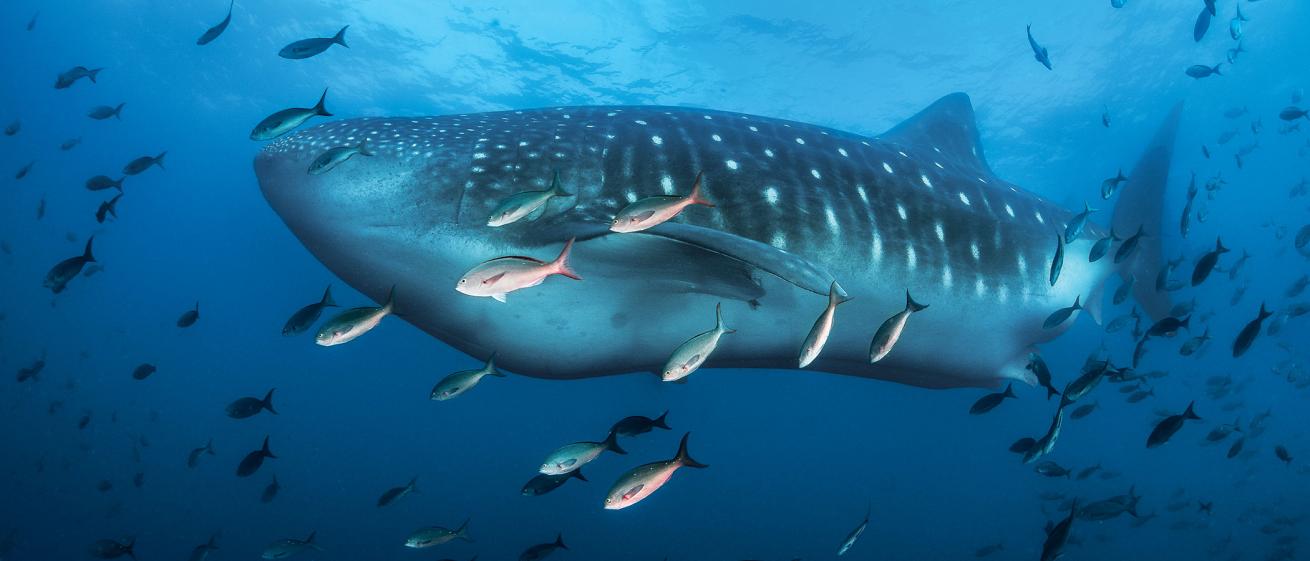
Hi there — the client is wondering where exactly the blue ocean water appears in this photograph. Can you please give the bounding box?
[1,1,1309,560]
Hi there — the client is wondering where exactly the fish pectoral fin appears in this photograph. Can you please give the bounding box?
[491,293,507,303]
[526,202,548,222]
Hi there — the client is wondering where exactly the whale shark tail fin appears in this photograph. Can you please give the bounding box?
[1111,102,1183,322]
[879,92,994,179]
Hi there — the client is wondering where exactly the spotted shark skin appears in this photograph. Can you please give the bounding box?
[255,93,1176,389]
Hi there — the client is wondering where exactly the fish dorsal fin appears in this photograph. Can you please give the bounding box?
[879,93,992,176]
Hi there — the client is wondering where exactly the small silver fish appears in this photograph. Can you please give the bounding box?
[798,282,850,368]
[487,171,574,227]
[403,519,471,548]
[456,238,580,302]
[603,432,707,510]
[307,141,374,175]
[869,291,928,363]
[611,171,713,233]
[261,531,322,559]
[314,287,394,346]
[431,354,505,401]
[662,303,733,382]
[539,430,626,475]
[251,89,332,141]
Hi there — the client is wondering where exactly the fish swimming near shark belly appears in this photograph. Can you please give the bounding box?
[255,93,1179,389]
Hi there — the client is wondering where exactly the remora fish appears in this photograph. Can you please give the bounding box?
[196,0,234,45]
[253,95,1182,390]
[837,502,871,556]
[314,286,394,346]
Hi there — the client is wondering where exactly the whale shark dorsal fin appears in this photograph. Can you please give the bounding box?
[879,93,992,177]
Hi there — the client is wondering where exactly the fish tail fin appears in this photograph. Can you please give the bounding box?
[828,281,852,306]
[485,353,505,377]
[305,530,320,549]
[905,290,929,312]
[125,538,136,560]
[155,151,167,170]
[571,468,587,482]
[551,237,582,280]
[456,518,472,542]
[1215,237,1228,253]
[382,285,396,314]
[550,170,573,197]
[314,88,333,117]
[687,171,714,207]
[675,432,709,468]
[603,429,627,455]
[88,68,102,82]
[654,410,671,429]
[206,438,215,455]
[1258,302,1272,320]
[333,25,349,47]
[263,388,278,414]
[714,302,735,334]
[554,533,568,550]
[114,102,125,119]
[1003,383,1016,399]
[321,285,337,307]
[261,435,276,458]
[1112,101,1183,322]
[114,177,125,192]
[1213,63,1223,75]
[1184,401,1201,421]
[83,236,96,262]
[408,475,419,494]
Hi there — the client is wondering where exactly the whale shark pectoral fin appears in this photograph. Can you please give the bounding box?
[639,222,842,298]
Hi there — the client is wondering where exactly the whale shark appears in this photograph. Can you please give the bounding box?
[254,93,1178,389]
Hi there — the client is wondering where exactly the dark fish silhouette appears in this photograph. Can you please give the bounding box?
[236,435,276,477]
[376,476,418,507]
[86,175,125,192]
[89,538,135,559]
[278,26,349,59]
[518,533,567,561]
[55,66,102,89]
[1026,24,1052,70]
[261,474,281,503]
[282,285,337,335]
[122,151,166,175]
[132,363,157,380]
[187,438,215,468]
[177,302,200,327]
[610,411,672,436]
[196,0,234,45]
[970,383,1016,415]
[87,103,124,120]
[1147,401,1201,448]
[1190,237,1228,286]
[522,469,587,496]
[96,194,123,224]
[43,237,96,293]
[226,388,277,419]
[1232,303,1272,357]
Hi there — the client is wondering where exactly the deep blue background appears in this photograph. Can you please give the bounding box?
[1,1,1308,560]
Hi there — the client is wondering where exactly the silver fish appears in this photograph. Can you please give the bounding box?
[798,282,850,368]
[603,432,707,510]
[662,302,733,381]
[314,286,394,346]
[431,354,505,400]
[869,291,928,363]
